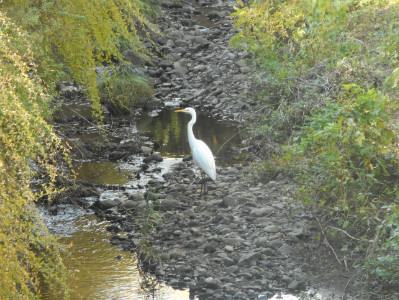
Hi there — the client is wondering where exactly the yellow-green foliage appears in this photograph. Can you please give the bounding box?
[231,0,399,76]
[2,0,154,121]
[0,13,69,298]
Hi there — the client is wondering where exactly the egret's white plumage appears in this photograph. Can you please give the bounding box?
[175,107,216,184]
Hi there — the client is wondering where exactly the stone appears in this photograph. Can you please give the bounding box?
[223,257,235,266]
[223,194,247,207]
[173,62,188,76]
[287,280,301,290]
[235,59,247,68]
[158,198,180,210]
[193,36,210,45]
[175,264,192,274]
[141,146,153,155]
[225,245,234,252]
[240,66,251,74]
[267,240,282,249]
[264,225,279,233]
[169,248,186,260]
[278,243,293,255]
[250,207,275,217]
[238,252,262,266]
[106,224,121,233]
[94,199,120,210]
[204,277,221,289]
[232,291,249,299]
[128,192,145,201]
[223,237,244,246]
[143,152,163,163]
[159,59,173,69]
[204,243,217,253]
[122,50,145,67]
[120,200,137,211]
[288,227,310,240]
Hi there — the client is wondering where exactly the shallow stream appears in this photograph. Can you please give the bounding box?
[41,108,245,299]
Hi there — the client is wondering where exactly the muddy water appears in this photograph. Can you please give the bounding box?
[77,108,247,187]
[40,206,190,300]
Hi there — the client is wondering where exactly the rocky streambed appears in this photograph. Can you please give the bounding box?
[48,0,358,299]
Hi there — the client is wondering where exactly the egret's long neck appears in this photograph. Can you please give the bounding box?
[187,112,197,149]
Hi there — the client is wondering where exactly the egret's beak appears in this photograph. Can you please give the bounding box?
[174,109,187,113]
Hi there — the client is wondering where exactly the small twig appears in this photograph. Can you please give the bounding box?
[215,128,244,156]
[325,226,361,241]
[289,76,328,88]
[313,211,343,267]
[347,36,366,46]
[343,272,358,300]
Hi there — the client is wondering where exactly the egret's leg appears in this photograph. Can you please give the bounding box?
[199,171,208,198]
[200,171,205,198]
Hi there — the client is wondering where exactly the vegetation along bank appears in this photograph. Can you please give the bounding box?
[1,0,399,299]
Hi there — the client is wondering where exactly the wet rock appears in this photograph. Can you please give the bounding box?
[108,150,125,161]
[141,146,153,155]
[144,191,157,200]
[143,152,163,163]
[207,13,220,21]
[106,224,121,233]
[141,163,149,171]
[233,291,249,299]
[120,200,137,211]
[128,192,145,201]
[93,199,120,210]
[58,81,80,94]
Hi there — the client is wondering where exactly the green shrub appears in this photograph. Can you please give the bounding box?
[98,65,154,115]
[286,85,398,211]
[233,0,399,294]
[364,204,399,288]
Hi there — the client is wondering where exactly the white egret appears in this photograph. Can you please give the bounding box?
[175,107,216,195]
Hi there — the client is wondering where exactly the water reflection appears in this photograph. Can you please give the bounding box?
[76,161,131,185]
[40,207,190,300]
[136,109,245,166]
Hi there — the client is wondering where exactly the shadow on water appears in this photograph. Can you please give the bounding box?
[136,108,247,167]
